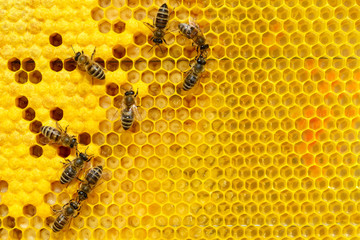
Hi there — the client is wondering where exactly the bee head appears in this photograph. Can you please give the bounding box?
[125,90,135,96]
[153,38,163,44]
[77,191,88,201]
[200,44,209,51]
[70,138,77,148]
[197,55,207,65]
[74,52,81,61]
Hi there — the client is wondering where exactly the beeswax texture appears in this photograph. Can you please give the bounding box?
[1,0,360,239]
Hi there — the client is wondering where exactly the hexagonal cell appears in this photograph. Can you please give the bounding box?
[113,45,126,59]
[15,96,28,109]
[106,7,119,20]
[106,83,119,96]
[79,132,91,145]
[15,70,28,84]
[106,58,119,72]
[50,58,63,72]
[121,58,133,71]
[99,20,111,33]
[50,107,63,121]
[29,145,43,158]
[98,0,111,8]
[8,57,21,71]
[29,70,42,84]
[64,58,77,71]
[57,146,71,158]
[22,58,35,72]
[113,20,126,33]
[49,33,62,47]
[23,107,35,121]
[94,57,105,68]
[29,120,42,133]
[91,7,104,21]
[134,8,146,20]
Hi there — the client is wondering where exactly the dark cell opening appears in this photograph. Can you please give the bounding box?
[149,58,161,71]
[106,58,119,72]
[15,70,28,84]
[57,146,71,158]
[79,132,91,145]
[49,33,62,47]
[15,96,28,109]
[29,120,42,133]
[120,58,133,71]
[3,217,15,228]
[113,45,126,59]
[23,204,36,217]
[29,145,43,158]
[8,58,21,71]
[0,181,8,193]
[64,58,77,71]
[10,228,22,240]
[134,32,147,45]
[50,107,63,121]
[113,21,126,33]
[29,70,42,84]
[22,58,35,71]
[106,83,119,96]
[50,58,63,72]
[23,108,35,121]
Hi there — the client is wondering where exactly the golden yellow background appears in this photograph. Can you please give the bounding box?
[1,0,360,239]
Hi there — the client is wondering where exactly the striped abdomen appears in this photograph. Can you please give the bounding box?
[86,63,105,80]
[121,109,134,130]
[183,73,199,91]
[60,165,77,184]
[41,126,61,143]
[52,214,69,232]
[155,3,169,29]
[86,166,103,185]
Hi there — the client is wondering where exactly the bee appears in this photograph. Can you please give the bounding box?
[178,20,209,57]
[121,88,141,130]
[40,122,78,149]
[143,3,171,52]
[72,46,105,81]
[60,149,93,185]
[51,199,81,232]
[77,166,103,202]
[183,54,207,91]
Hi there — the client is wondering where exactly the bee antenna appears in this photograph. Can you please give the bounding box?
[148,44,155,53]
[71,45,76,55]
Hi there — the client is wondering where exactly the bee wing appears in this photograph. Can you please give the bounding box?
[131,105,142,122]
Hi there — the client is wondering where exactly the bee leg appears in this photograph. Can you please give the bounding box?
[143,22,155,31]
[134,88,139,97]
[61,159,71,166]
[163,38,168,45]
[51,206,62,214]
[91,47,96,60]
[76,177,84,182]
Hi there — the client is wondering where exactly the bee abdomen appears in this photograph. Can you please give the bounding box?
[155,3,169,29]
[183,74,198,91]
[86,166,103,185]
[87,64,105,80]
[121,110,134,130]
[52,215,68,232]
[41,126,61,142]
[60,166,77,184]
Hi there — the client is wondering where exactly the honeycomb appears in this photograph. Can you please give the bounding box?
[2,0,360,239]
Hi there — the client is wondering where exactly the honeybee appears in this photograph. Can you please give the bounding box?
[183,54,207,91]
[178,20,209,57]
[40,122,78,149]
[77,166,103,202]
[121,88,141,130]
[144,3,171,52]
[72,46,105,81]
[60,149,93,185]
[51,199,81,232]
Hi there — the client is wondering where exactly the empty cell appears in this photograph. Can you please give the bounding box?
[105,7,119,20]
[99,20,111,33]
[50,58,63,72]
[8,57,21,71]
[148,82,161,96]
[121,58,134,71]
[112,45,126,59]
[22,107,35,121]
[120,7,132,20]
[15,70,28,84]
[50,107,63,121]
[105,58,119,72]
[28,70,42,84]
[22,58,35,72]
[91,7,104,21]
[15,95,28,109]
[49,33,62,47]
[134,8,146,20]
[133,32,146,46]
[106,83,119,96]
